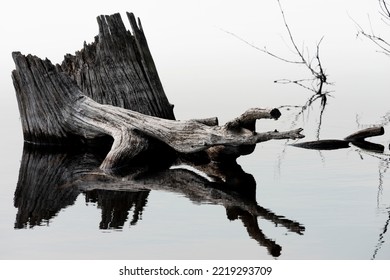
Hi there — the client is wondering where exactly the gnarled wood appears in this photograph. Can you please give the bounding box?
[12,13,304,170]
[69,94,304,169]
[12,51,304,170]
[12,13,307,256]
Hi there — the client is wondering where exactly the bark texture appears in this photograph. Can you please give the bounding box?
[61,13,174,120]
[12,13,174,146]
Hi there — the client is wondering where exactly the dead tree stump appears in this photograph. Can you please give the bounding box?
[61,13,174,120]
[11,12,304,170]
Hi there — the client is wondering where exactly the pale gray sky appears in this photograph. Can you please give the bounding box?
[1,0,388,121]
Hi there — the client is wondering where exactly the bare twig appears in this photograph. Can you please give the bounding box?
[353,0,390,56]
[273,0,330,97]
[276,0,314,72]
[222,0,332,143]
[272,0,331,139]
[223,0,330,98]
[220,29,303,64]
[379,0,390,23]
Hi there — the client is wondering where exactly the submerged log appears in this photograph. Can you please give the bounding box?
[12,13,304,170]
[344,126,385,141]
[291,126,385,152]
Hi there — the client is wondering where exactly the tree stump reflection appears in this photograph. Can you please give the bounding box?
[14,146,304,257]
[85,189,149,229]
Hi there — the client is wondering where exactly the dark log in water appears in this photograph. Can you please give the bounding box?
[291,126,385,151]
[344,126,385,141]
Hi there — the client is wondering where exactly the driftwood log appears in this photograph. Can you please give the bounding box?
[11,12,308,257]
[11,12,304,171]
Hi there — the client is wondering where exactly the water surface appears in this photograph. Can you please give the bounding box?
[0,0,389,260]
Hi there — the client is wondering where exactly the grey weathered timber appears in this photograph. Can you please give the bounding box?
[12,13,174,146]
[68,92,305,169]
[12,13,305,170]
[12,53,78,145]
[61,13,175,120]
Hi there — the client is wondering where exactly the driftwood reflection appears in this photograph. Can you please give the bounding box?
[14,145,305,257]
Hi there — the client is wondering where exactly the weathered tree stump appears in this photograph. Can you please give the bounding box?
[11,12,304,170]
[61,13,175,120]
[12,13,308,257]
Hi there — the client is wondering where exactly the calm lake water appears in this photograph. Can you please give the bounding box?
[1,0,389,260]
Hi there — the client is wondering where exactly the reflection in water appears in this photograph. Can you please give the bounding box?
[226,206,282,257]
[85,190,149,229]
[14,145,150,231]
[14,109,390,258]
[280,92,329,141]
[276,92,330,172]
[287,102,390,259]
[357,151,390,259]
[377,158,390,205]
[372,208,390,260]
[13,145,305,257]
[14,147,85,228]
